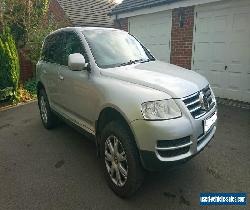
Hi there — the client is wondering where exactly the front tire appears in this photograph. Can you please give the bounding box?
[100,121,144,198]
[38,89,57,129]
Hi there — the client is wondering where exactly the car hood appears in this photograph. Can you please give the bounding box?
[100,61,208,98]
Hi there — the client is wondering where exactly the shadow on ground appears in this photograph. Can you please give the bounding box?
[0,102,249,210]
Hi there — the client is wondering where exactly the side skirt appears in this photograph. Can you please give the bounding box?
[52,109,97,143]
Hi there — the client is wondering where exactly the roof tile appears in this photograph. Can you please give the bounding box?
[57,0,117,27]
[111,0,182,15]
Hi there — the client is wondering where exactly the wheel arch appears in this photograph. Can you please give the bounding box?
[36,81,45,96]
[95,106,139,156]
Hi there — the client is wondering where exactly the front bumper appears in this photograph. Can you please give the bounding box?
[130,100,217,171]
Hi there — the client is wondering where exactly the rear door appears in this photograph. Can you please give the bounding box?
[40,33,64,107]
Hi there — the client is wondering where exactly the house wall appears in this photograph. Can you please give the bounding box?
[48,0,70,23]
[115,6,194,69]
[170,6,194,69]
[114,18,128,32]
[19,50,33,82]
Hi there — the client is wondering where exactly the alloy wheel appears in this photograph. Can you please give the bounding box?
[104,135,128,187]
[40,96,48,124]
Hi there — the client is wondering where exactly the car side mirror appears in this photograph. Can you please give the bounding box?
[68,53,88,71]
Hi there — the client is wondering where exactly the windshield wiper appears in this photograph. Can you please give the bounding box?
[118,59,151,67]
[139,59,151,63]
[119,60,136,67]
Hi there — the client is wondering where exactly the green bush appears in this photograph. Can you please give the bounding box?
[0,27,20,101]
[24,79,37,96]
[0,87,14,101]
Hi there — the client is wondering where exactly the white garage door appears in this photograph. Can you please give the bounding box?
[192,0,250,102]
[128,11,172,62]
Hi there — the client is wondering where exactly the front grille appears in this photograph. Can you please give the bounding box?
[183,85,215,119]
[156,136,191,158]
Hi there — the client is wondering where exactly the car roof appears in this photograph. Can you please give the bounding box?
[49,27,122,36]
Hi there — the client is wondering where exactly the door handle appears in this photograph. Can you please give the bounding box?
[224,65,228,71]
[59,75,64,80]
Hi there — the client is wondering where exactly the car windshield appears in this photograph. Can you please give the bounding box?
[83,30,154,68]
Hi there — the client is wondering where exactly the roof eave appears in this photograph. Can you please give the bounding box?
[110,0,180,16]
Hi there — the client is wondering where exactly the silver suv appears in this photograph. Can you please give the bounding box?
[36,27,217,197]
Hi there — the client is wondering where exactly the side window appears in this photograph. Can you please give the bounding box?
[62,32,87,66]
[41,33,64,65]
[41,40,47,61]
[53,33,64,65]
[41,36,53,62]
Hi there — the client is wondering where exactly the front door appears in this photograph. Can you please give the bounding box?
[57,32,97,133]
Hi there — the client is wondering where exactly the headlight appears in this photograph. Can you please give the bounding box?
[141,99,182,120]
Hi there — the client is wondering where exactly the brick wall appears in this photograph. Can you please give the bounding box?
[114,18,128,32]
[170,6,194,69]
[48,0,70,23]
[19,50,34,82]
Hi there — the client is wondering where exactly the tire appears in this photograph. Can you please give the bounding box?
[100,120,145,198]
[38,89,57,129]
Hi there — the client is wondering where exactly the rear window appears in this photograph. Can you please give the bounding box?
[41,33,64,65]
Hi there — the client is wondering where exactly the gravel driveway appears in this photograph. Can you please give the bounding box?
[0,102,249,210]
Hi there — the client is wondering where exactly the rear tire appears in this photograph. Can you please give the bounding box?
[38,89,57,129]
[100,120,144,198]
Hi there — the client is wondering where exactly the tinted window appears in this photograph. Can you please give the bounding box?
[62,32,87,66]
[41,33,64,65]
[41,36,52,62]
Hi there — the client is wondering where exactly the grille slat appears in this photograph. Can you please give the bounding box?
[186,98,200,107]
[205,90,211,97]
[183,93,199,104]
[190,105,202,113]
[195,112,206,119]
[183,85,215,119]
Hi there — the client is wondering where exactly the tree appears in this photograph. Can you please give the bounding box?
[0,0,66,102]
[0,27,20,101]
[0,0,49,48]
[1,0,68,64]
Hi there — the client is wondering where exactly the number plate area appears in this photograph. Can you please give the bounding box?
[204,112,217,133]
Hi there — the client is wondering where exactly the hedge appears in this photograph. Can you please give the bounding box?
[0,27,20,101]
